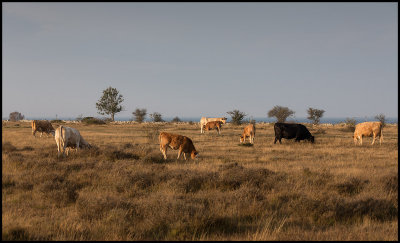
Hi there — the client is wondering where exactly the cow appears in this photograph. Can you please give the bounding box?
[274,123,314,144]
[31,120,55,137]
[159,132,198,160]
[200,117,227,133]
[204,121,223,135]
[240,123,256,144]
[353,121,383,145]
[54,125,91,157]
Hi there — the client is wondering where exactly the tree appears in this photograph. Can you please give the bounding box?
[375,113,386,127]
[227,109,247,125]
[307,107,325,125]
[96,86,124,122]
[171,116,181,123]
[268,105,295,123]
[9,111,24,121]
[133,108,147,123]
[150,112,164,122]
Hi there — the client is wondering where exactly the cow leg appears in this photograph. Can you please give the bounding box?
[160,145,167,160]
[371,134,376,145]
[380,134,383,145]
[177,148,182,160]
[274,137,277,144]
[183,153,187,160]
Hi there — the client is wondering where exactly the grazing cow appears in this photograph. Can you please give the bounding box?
[353,121,383,145]
[240,123,256,144]
[159,132,198,160]
[204,121,223,135]
[200,117,227,133]
[31,120,55,137]
[54,125,91,157]
[274,123,314,144]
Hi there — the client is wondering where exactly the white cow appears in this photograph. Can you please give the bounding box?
[54,125,91,157]
[200,117,227,133]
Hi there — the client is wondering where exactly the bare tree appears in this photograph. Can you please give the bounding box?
[375,113,386,127]
[150,112,164,122]
[9,111,24,121]
[307,107,325,125]
[268,106,295,123]
[133,108,147,123]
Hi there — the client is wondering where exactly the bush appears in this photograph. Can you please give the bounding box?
[9,111,24,121]
[171,116,181,123]
[344,118,357,132]
[81,117,106,125]
[150,112,164,122]
[268,105,295,123]
[227,110,246,125]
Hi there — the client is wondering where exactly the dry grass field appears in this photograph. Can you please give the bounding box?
[2,121,398,240]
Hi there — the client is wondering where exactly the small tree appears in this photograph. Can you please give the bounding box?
[96,86,124,122]
[375,113,386,127]
[9,111,24,121]
[133,108,147,123]
[344,118,357,132]
[307,107,325,125]
[171,116,181,123]
[150,112,164,122]
[268,105,295,123]
[227,109,247,125]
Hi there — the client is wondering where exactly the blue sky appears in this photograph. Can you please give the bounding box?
[2,2,398,120]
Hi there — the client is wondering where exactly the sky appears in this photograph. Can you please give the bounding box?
[2,2,398,120]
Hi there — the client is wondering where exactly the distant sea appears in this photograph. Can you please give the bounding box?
[8,117,398,124]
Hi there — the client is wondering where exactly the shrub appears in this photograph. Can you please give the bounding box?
[133,108,147,123]
[307,107,325,125]
[150,112,164,122]
[344,118,357,132]
[81,117,106,125]
[375,113,386,127]
[227,110,246,125]
[171,116,181,123]
[268,105,295,123]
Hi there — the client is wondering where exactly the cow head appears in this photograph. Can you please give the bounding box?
[240,135,244,143]
[221,118,227,124]
[309,136,315,143]
[191,150,198,159]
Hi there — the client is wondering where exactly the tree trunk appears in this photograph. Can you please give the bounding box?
[111,113,115,122]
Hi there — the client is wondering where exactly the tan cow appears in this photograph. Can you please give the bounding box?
[240,123,256,144]
[55,125,91,157]
[200,117,227,133]
[353,121,383,145]
[204,121,222,135]
[159,132,198,160]
[31,120,55,137]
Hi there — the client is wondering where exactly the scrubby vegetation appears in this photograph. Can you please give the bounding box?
[2,122,398,240]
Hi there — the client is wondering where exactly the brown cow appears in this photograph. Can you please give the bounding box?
[159,132,198,160]
[203,121,222,135]
[31,120,55,137]
[240,123,256,144]
[200,117,227,133]
[353,121,383,145]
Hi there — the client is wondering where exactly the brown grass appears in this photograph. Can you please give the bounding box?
[2,121,398,240]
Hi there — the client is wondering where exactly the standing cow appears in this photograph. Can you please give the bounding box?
[204,121,223,135]
[55,125,91,157]
[353,121,383,145]
[31,120,55,137]
[240,123,256,144]
[274,123,314,144]
[200,117,227,133]
[159,132,198,160]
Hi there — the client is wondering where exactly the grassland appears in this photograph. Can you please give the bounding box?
[2,121,398,240]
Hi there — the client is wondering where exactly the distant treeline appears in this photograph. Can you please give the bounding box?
[6,117,398,124]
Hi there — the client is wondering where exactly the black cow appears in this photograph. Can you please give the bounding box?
[274,123,314,144]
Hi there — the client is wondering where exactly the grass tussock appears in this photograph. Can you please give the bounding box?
[2,122,398,240]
